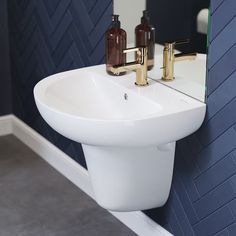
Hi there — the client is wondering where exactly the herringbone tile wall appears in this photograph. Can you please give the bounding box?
[8,0,112,167]
[145,0,236,235]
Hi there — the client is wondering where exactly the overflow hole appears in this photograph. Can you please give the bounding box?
[124,93,128,100]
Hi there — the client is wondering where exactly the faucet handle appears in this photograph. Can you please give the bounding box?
[174,39,190,45]
[172,39,197,60]
[163,39,190,51]
[123,47,147,64]
[123,47,141,54]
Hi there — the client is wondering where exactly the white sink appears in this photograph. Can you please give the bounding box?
[34,64,206,211]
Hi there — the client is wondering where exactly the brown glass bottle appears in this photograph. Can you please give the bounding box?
[135,11,155,71]
[105,15,127,76]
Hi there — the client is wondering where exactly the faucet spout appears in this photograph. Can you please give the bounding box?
[174,52,197,62]
[110,62,142,75]
[109,47,149,86]
[161,42,197,81]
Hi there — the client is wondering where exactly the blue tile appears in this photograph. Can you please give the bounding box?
[18,1,35,31]
[69,3,93,50]
[35,30,56,75]
[211,0,236,39]
[43,0,60,17]
[177,140,201,178]
[231,150,236,162]
[19,4,37,36]
[68,43,86,67]
[193,206,234,236]
[168,208,185,236]
[83,0,97,12]
[230,174,236,192]
[175,171,200,204]
[228,222,236,235]
[57,49,74,72]
[185,134,203,155]
[35,0,53,35]
[90,37,106,64]
[70,23,92,58]
[208,74,236,120]
[89,0,111,26]
[229,199,236,218]
[194,178,236,219]
[52,33,73,66]
[50,11,73,50]
[19,16,37,54]
[199,97,236,145]
[211,0,226,12]
[70,0,94,34]
[196,127,236,172]
[195,152,236,196]
[51,0,71,28]
[208,44,236,95]
[208,17,236,68]
[172,171,199,225]
[215,229,230,236]
[89,1,112,45]
[175,146,201,202]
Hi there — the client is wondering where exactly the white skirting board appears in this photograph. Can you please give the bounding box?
[0,115,13,135]
[0,115,172,236]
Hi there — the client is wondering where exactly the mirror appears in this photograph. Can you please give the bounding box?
[113,0,210,102]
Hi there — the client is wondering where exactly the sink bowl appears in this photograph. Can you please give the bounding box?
[34,64,206,211]
[34,65,205,147]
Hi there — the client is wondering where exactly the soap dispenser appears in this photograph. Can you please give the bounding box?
[105,15,127,76]
[135,10,155,70]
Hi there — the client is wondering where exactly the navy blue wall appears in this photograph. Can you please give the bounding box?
[8,0,112,166]
[0,0,12,115]
[145,0,236,235]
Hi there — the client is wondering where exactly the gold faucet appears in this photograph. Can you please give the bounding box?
[162,42,197,81]
[109,47,149,86]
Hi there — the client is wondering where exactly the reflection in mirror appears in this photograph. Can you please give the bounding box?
[147,0,209,53]
[113,0,145,44]
[113,0,210,102]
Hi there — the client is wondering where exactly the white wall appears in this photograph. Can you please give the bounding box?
[113,0,146,44]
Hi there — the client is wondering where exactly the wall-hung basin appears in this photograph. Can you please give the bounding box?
[34,65,206,212]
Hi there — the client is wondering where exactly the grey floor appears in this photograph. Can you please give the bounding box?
[0,135,136,236]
